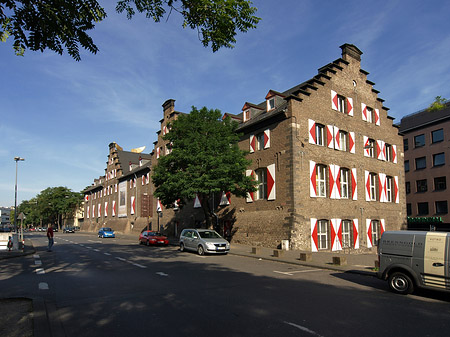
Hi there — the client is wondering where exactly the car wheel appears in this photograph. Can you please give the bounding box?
[180,243,185,252]
[388,272,414,295]
[146,240,150,246]
[197,245,205,256]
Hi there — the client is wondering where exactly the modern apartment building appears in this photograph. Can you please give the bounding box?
[399,102,450,228]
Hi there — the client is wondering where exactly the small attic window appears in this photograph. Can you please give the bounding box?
[267,98,275,111]
[244,109,251,122]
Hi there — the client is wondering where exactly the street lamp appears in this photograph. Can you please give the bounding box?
[14,157,25,233]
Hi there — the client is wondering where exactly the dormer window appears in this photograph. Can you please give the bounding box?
[267,98,275,111]
[244,109,251,122]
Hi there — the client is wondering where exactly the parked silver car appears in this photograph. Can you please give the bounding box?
[179,229,230,255]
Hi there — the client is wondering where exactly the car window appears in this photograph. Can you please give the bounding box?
[192,231,198,238]
[199,231,221,239]
[184,231,192,238]
[104,228,112,231]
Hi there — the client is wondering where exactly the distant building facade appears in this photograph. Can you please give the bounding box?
[399,102,450,229]
[84,44,406,252]
[0,207,12,227]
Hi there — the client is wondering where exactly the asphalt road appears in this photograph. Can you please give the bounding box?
[1,232,449,337]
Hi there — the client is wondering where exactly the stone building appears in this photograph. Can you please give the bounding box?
[83,44,406,252]
[399,102,450,228]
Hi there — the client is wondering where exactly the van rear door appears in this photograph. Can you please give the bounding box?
[423,232,449,290]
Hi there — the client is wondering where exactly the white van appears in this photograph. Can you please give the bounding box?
[378,231,450,294]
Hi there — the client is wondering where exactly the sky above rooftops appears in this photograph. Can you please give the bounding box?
[1,0,450,206]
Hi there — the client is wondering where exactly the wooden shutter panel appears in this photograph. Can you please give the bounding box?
[310,161,317,198]
[352,219,359,249]
[249,135,256,153]
[264,129,270,149]
[311,218,318,252]
[308,119,316,144]
[331,90,338,110]
[366,219,373,248]
[267,164,276,200]
[349,132,355,154]
[347,97,353,116]
[351,168,358,200]
[246,170,254,202]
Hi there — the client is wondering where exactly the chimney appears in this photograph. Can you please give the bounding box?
[340,44,363,62]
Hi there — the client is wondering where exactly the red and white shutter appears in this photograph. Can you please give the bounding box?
[131,196,135,215]
[311,218,318,252]
[146,172,150,184]
[380,219,385,237]
[377,140,385,160]
[264,129,270,149]
[351,168,358,200]
[327,125,334,149]
[308,119,316,144]
[394,176,399,203]
[392,145,397,163]
[366,219,373,248]
[220,191,231,206]
[378,173,386,202]
[105,202,108,217]
[349,132,355,154]
[334,126,340,150]
[363,136,370,157]
[115,183,118,193]
[329,164,340,199]
[156,199,163,213]
[267,164,276,200]
[249,134,256,153]
[347,97,353,116]
[246,170,254,202]
[331,90,338,110]
[87,206,90,219]
[98,204,101,218]
[374,109,380,126]
[361,103,367,121]
[365,171,371,201]
[194,194,202,208]
[310,161,317,198]
[92,204,95,218]
[331,218,342,252]
[112,200,116,217]
[156,147,160,159]
[352,219,359,249]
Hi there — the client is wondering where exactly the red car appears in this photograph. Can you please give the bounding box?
[139,231,169,246]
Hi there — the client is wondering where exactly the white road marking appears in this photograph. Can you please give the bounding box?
[33,254,40,259]
[94,249,100,252]
[156,272,168,277]
[284,321,323,337]
[88,240,102,243]
[36,268,45,275]
[115,257,126,262]
[39,282,49,290]
[104,252,111,256]
[35,260,42,266]
[131,263,147,269]
[273,269,322,276]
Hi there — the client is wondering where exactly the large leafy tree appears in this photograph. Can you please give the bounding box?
[1,0,260,61]
[152,106,256,229]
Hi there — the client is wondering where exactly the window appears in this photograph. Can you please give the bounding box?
[369,173,377,201]
[433,153,445,167]
[342,220,352,248]
[434,176,447,191]
[414,134,425,148]
[403,138,408,151]
[432,129,444,143]
[386,176,394,202]
[367,138,375,158]
[435,201,448,214]
[244,110,250,121]
[315,124,325,146]
[416,179,427,193]
[317,220,328,250]
[316,165,327,197]
[267,98,275,111]
[407,203,412,216]
[415,157,426,170]
[385,144,392,162]
[404,160,410,172]
[371,220,380,246]
[417,202,429,215]
[337,95,347,113]
[366,107,374,123]
[256,133,265,151]
[340,168,350,199]
[339,131,348,151]
[405,181,410,194]
[255,168,267,200]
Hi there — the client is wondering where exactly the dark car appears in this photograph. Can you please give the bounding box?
[139,231,169,246]
[63,227,75,233]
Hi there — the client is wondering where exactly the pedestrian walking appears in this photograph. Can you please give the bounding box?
[47,224,54,252]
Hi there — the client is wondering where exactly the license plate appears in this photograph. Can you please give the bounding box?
[217,246,225,250]
[158,241,164,243]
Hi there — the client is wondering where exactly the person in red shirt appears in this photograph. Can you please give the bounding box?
[47,224,54,252]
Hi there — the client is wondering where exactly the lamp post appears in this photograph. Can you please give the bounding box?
[14,157,25,233]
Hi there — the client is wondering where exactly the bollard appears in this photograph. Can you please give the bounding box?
[251,247,261,254]
[299,252,312,262]
[273,249,284,257]
[332,256,347,266]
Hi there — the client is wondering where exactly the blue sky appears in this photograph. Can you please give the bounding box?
[1,0,450,207]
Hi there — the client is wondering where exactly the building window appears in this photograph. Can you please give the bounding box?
[436,201,448,214]
[414,134,425,148]
[340,168,350,199]
[267,98,275,111]
[407,203,412,216]
[255,168,267,200]
[415,157,426,170]
[342,220,352,248]
[367,138,375,158]
[317,220,329,250]
[256,133,265,151]
[337,95,347,113]
[431,129,444,143]
[405,160,410,172]
[385,143,392,162]
[316,165,327,197]
[403,138,408,151]
[405,181,410,194]
[244,110,251,121]
[433,153,445,167]
[369,173,377,201]
[315,124,325,146]
[371,220,380,246]
[416,179,427,193]
[417,202,429,215]
[386,176,394,202]
[339,131,348,151]
[366,107,374,123]
[434,176,447,191]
